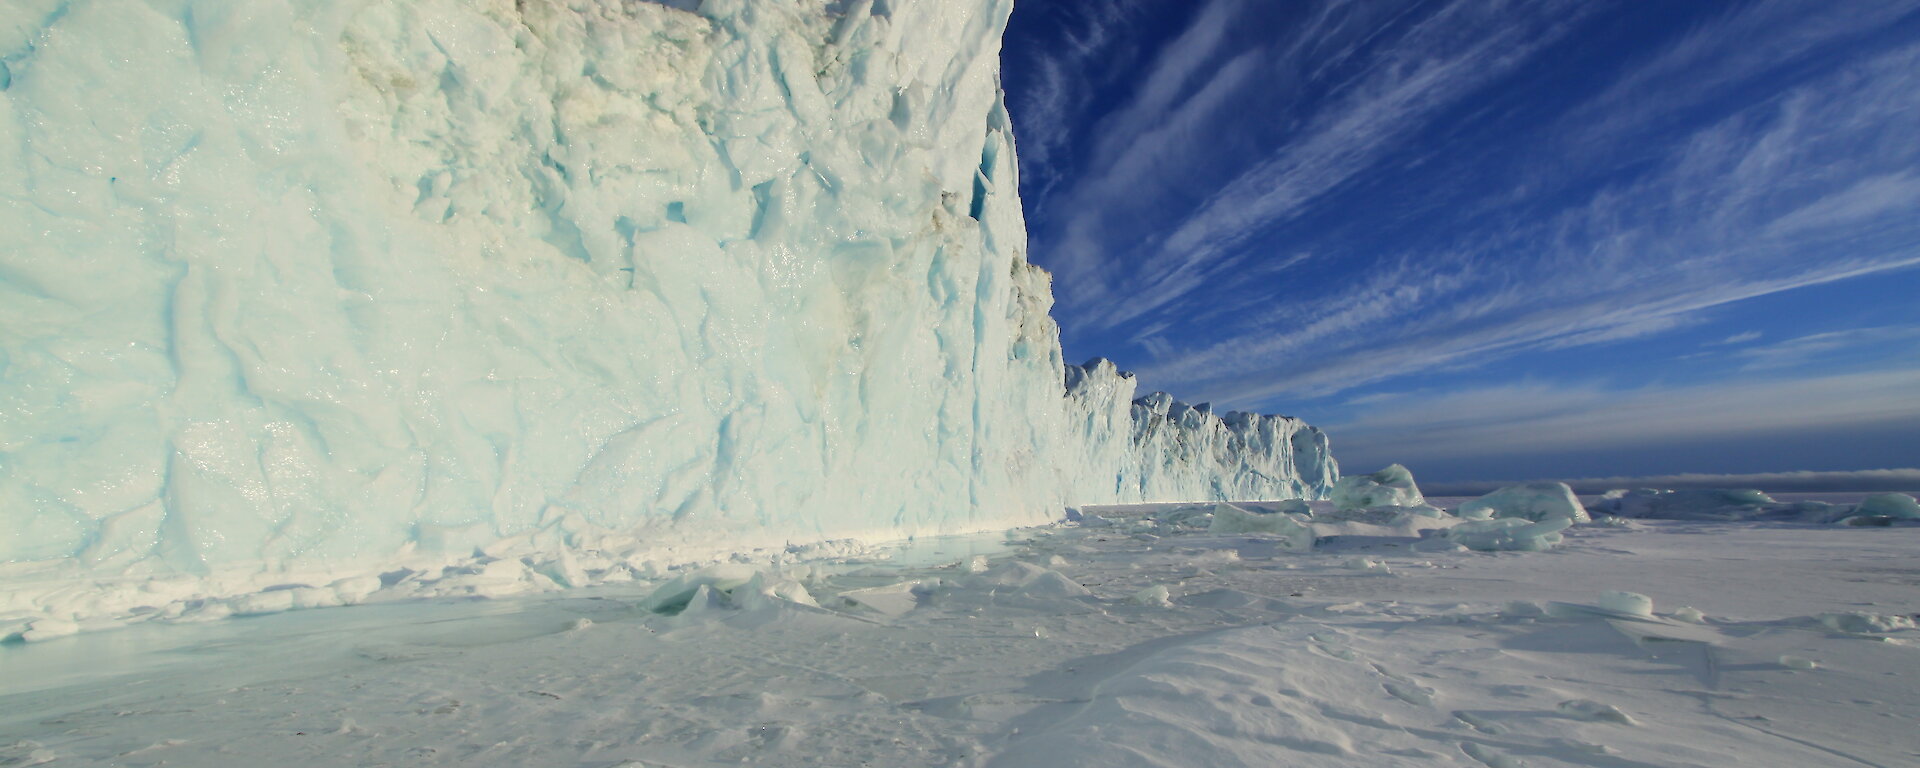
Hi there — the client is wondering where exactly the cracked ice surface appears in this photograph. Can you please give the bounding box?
[0,0,1333,629]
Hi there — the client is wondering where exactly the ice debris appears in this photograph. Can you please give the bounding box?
[641,565,813,614]
[1558,699,1635,725]
[1779,655,1818,670]
[1331,464,1425,510]
[1590,488,1917,526]
[972,562,1093,599]
[1853,493,1920,520]
[1593,488,1775,520]
[1817,612,1917,635]
[1207,503,1316,551]
[837,581,928,617]
[1459,482,1590,523]
[1130,585,1174,608]
[1597,591,1654,618]
[1444,517,1571,551]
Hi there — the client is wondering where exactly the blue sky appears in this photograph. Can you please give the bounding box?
[1001,0,1920,483]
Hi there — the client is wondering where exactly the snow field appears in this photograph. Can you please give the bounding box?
[5,497,1917,767]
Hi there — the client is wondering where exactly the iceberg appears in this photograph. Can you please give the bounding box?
[1206,503,1315,551]
[0,0,1335,627]
[1459,482,1590,523]
[1851,493,1920,520]
[1331,464,1424,510]
[1444,517,1571,552]
[1593,489,1775,520]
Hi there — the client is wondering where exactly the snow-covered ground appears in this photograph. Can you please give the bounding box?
[5,494,1916,767]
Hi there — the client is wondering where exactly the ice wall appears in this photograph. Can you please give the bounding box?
[0,0,1334,624]
[1063,359,1336,502]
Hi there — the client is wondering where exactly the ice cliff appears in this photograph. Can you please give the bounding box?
[0,0,1334,625]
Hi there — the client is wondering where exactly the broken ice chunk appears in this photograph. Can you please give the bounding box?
[1331,464,1425,509]
[1444,517,1570,551]
[1558,699,1635,724]
[1853,493,1919,520]
[1207,503,1315,551]
[1817,612,1917,635]
[1458,482,1590,523]
[1597,591,1653,618]
[1594,488,1774,520]
[1130,585,1173,607]
[640,564,762,613]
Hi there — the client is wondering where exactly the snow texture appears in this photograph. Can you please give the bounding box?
[0,0,1334,627]
[14,500,1919,767]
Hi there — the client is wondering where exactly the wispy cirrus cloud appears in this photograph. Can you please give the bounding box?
[1006,0,1920,480]
[1036,0,1591,332]
[1731,326,1920,371]
[1151,1,1586,274]
[1556,0,1920,162]
[1124,12,1920,406]
[1004,0,1133,198]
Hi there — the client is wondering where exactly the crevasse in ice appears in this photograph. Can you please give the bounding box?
[0,0,1335,625]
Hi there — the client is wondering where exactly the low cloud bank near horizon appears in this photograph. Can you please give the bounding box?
[1319,367,1920,481]
[1422,468,1920,497]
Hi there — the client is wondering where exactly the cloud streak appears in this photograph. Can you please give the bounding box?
[1323,367,1920,473]
[1130,27,1920,406]
[1007,0,1920,479]
[1005,0,1133,198]
[1423,469,1920,497]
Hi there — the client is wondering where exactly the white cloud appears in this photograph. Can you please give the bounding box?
[1006,0,1133,191]
[1156,0,1586,267]
[1323,367,1920,467]
[1034,0,1516,318]
[1765,171,1920,238]
[1132,39,1920,406]
[1732,326,1920,371]
[1557,0,1920,159]
[1425,468,1920,496]
[1016,0,1920,441]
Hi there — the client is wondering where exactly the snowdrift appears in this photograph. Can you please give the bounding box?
[0,0,1334,626]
